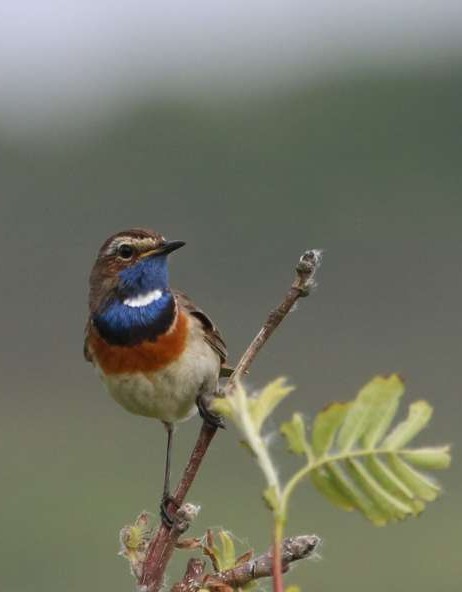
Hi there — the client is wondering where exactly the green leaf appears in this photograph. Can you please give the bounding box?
[311,402,350,457]
[310,466,356,512]
[363,456,424,514]
[401,446,451,469]
[361,374,404,448]
[382,401,432,449]
[327,461,388,525]
[286,587,301,592]
[387,454,440,502]
[217,530,236,571]
[249,378,294,432]
[281,413,308,455]
[337,375,404,452]
[212,397,234,418]
[307,375,450,525]
[346,459,414,521]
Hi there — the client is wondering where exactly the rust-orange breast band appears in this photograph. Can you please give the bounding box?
[88,310,189,375]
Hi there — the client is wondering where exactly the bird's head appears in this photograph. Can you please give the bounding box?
[89,228,185,312]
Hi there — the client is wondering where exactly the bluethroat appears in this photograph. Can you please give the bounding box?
[85,228,229,525]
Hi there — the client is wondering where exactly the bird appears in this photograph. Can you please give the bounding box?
[84,228,229,525]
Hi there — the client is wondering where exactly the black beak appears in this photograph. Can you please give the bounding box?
[162,240,186,255]
[140,240,186,259]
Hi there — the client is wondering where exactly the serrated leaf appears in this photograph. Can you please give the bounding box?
[281,413,308,455]
[249,378,294,432]
[312,402,350,457]
[307,375,450,525]
[383,401,432,449]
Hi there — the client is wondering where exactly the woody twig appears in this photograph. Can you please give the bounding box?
[171,535,320,592]
[138,250,322,592]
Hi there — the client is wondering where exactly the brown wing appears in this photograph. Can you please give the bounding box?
[174,289,232,376]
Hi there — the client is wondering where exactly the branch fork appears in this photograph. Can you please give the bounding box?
[131,249,322,591]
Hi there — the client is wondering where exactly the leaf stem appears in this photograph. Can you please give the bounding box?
[235,384,282,497]
[280,445,437,515]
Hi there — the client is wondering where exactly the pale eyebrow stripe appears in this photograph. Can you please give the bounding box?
[104,236,158,255]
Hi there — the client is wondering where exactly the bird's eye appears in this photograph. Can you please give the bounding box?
[118,244,134,259]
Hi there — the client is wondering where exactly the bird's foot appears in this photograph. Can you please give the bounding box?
[196,394,225,429]
[160,494,180,529]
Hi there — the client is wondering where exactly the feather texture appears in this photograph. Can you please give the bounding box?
[84,228,231,420]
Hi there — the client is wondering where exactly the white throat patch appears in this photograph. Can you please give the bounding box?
[124,289,163,308]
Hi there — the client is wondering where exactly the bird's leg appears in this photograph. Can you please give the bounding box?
[196,386,225,429]
[160,422,179,528]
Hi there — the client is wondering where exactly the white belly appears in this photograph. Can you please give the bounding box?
[97,326,221,423]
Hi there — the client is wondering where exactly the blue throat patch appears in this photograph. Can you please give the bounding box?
[118,256,169,297]
[93,256,176,346]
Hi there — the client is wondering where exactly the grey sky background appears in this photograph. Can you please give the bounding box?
[1,1,461,134]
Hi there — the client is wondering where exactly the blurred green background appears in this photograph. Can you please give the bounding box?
[1,4,461,591]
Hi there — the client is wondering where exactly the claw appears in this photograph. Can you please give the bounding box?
[160,494,180,529]
[196,394,225,429]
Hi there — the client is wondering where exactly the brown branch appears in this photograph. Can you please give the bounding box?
[170,559,206,592]
[139,250,322,592]
[227,249,322,392]
[138,424,217,590]
[171,534,320,591]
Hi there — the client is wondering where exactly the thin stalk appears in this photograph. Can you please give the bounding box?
[234,384,282,497]
[272,517,285,592]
